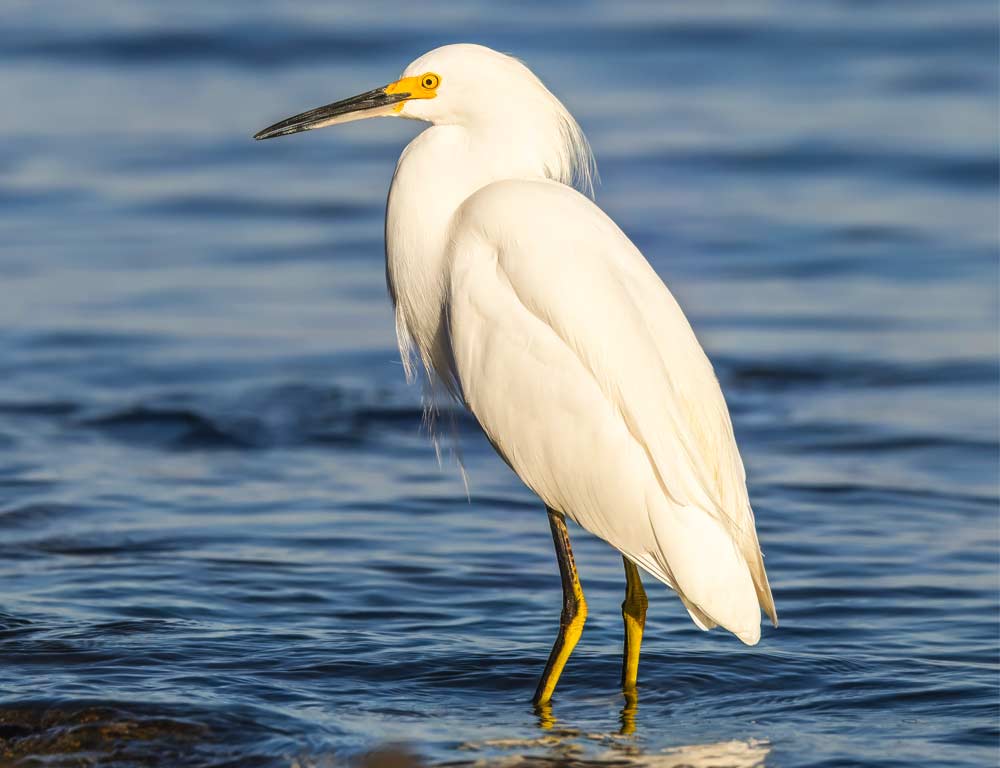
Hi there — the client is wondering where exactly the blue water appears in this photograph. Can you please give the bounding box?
[1,2,997,766]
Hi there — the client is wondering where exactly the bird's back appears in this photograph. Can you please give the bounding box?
[444,178,776,642]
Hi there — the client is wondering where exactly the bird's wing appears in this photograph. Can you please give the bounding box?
[446,180,776,634]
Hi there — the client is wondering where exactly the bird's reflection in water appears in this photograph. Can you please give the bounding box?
[534,690,636,735]
[619,689,638,736]
[465,727,769,767]
[514,692,769,767]
[534,702,557,731]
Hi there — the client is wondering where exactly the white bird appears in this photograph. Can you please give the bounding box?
[255,43,777,705]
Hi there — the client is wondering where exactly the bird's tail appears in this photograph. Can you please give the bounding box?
[645,499,764,645]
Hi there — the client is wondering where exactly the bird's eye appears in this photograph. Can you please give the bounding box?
[421,73,440,90]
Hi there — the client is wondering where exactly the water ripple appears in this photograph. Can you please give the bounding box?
[0,1,996,766]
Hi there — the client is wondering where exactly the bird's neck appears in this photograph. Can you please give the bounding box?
[385,123,538,386]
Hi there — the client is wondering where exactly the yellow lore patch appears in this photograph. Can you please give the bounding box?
[385,72,440,111]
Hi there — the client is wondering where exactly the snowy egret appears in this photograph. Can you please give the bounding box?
[255,43,777,705]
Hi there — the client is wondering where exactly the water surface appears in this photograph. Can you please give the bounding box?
[1,2,997,766]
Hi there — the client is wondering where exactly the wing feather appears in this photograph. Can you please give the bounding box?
[446,180,776,632]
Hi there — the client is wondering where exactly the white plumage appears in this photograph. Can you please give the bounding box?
[257,43,776,653]
[385,45,776,643]
[446,178,775,642]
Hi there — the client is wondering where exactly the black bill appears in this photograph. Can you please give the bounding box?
[254,86,411,140]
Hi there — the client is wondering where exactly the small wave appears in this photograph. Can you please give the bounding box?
[138,193,373,222]
[74,383,470,451]
[0,612,33,634]
[766,480,997,511]
[25,331,163,351]
[629,142,999,190]
[0,502,80,530]
[772,427,999,456]
[890,68,995,95]
[0,400,79,417]
[1,25,428,66]
[719,356,997,391]
[80,406,254,449]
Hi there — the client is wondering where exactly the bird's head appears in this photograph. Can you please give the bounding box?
[254,43,595,195]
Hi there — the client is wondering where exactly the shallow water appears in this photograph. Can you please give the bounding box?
[1,2,998,766]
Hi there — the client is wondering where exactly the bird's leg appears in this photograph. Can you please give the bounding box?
[620,556,648,691]
[532,508,587,706]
